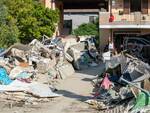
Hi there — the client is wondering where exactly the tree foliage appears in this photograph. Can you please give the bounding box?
[73,20,99,36]
[0,3,19,48]
[0,0,59,46]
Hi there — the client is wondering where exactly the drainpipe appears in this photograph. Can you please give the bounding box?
[110,0,112,13]
[110,0,113,43]
[99,10,102,56]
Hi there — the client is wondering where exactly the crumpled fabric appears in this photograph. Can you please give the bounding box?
[101,73,112,90]
[0,68,12,85]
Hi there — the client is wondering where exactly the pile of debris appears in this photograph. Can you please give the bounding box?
[0,40,63,106]
[86,52,150,113]
[0,35,99,106]
[66,35,99,70]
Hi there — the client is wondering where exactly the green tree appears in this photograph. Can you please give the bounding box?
[72,19,99,36]
[4,0,59,44]
[0,3,19,48]
[72,19,99,46]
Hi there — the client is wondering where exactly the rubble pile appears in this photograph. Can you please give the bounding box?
[66,36,99,70]
[86,52,150,113]
[0,37,71,106]
[0,35,99,106]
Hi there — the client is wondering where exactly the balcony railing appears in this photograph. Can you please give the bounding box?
[99,12,150,26]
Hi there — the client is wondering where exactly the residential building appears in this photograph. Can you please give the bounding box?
[40,0,109,36]
[40,0,63,36]
[62,0,109,35]
[63,9,99,35]
[99,0,150,52]
[39,0,56,9]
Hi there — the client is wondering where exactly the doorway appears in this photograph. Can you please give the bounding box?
[63,20,72,35]
[113,31,140,52]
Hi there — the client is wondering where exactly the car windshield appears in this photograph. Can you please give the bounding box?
[142,39,150,44]
[125,37,150,45]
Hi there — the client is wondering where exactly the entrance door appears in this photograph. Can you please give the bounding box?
[63,20,72,35]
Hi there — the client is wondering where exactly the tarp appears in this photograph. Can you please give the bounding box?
[0,68,12,85]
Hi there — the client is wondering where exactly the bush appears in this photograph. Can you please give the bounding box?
[0,4,19,48]
[0,0,60,46]
[72,19,99,36]
[73,23,98,36]
[72,20,99,46]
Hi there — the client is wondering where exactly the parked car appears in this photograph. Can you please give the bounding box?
[137,34,150,42]
[123,37,150,50]
[123,37,150,63]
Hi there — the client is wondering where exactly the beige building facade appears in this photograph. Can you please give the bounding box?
[40,0,64,36]
[99,0,150,51]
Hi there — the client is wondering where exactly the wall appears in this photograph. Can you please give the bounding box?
[111,0,124,13]
[99,0,150,51]
[112,0,150,13]
[40,0,57,9]
[64,13,98,30]
[99,29,110,51]
[148,0,150,13]
[40,0,52,9]
[141,29,150,34]
[111,0,150,14]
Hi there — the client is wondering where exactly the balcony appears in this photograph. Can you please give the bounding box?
[99,12,150,29]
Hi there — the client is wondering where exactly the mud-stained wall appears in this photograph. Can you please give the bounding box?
[99,29,110,51]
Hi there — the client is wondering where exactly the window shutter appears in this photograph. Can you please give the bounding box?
[124,0,130,14]
[142,0,148,14]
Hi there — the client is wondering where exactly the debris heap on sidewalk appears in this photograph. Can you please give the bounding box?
[0,35,100,106]
[86,52,150,113]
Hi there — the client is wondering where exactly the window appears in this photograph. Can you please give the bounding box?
[63,20,72,28]
[63,20,72,34]
[124,0,130,14]
[130,0,141,12]
[136,40,147,45]
[142,0,148,14]
[128,39,137,43]
[89,16,96,23]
